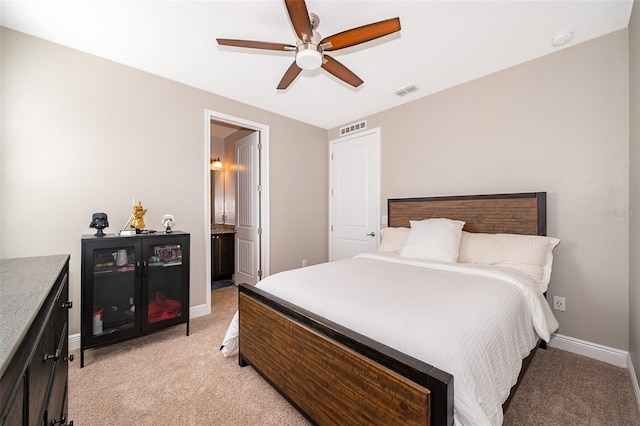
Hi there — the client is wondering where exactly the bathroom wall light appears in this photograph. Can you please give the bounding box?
[210,157,223,170]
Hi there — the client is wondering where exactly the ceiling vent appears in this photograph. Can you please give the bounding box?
[339,120,367,136]
[394,84,418,96]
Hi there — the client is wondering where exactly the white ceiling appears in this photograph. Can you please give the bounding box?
[1,1,634,129]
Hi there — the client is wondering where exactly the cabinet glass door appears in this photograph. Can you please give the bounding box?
[91,246,137,337]
[144,241,185,330]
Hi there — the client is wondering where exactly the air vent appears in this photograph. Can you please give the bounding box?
[394,84,418,96]
[339,120,367,136]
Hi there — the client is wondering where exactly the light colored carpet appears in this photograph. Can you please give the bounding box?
[504,345,640,425]
[69,286,639,425]
[69,286,308,425]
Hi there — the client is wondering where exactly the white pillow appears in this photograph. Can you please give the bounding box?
[378,227,410,252]
[399,218,465,263]
[457,231,560,292]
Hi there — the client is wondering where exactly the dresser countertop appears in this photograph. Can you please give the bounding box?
[0,255,70,378]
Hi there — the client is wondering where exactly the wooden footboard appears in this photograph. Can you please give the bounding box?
[236,193,547,424]
[238,283,454,426]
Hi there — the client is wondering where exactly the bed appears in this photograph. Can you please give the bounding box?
[222,192,560,425]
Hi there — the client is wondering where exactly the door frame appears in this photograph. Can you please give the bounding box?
[204,109,270,313]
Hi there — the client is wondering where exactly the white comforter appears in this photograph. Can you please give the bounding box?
[221,252,559,426]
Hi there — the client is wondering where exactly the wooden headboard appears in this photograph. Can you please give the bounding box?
[388,192,547,236]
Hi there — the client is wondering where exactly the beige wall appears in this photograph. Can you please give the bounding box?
[3,23,634,353]
[210,128,225,224]
[330,30,630,350]
[629,0,640,381]
[0,28,329,335]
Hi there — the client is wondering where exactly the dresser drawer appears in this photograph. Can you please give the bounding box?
[27,320,55,426]
[45,324,69,426]
[2,375,24,426]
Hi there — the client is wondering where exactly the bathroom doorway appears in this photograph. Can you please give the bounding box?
[204,110,270,313]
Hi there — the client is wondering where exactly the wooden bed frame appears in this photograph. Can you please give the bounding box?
[237,192,548,426]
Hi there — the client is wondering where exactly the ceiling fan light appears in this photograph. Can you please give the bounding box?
[296,45,322,70]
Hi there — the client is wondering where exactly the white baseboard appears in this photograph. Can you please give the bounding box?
[627,353,640,415]
[69,333,80,351]
[548,333,628,367]
[189,303,209,319]
[68,303,209,352]
[547,334,640,413]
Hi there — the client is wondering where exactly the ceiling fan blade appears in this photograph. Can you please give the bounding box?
[321,55,363,88]
[217,39,295,51]
[321,17,401,51]
[277,61,303,90]
[284,0,313,42]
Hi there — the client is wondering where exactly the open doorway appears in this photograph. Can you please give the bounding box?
[210,121,249,290]
[204,110,270,313]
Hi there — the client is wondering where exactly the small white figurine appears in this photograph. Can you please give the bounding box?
[162,214,175,233]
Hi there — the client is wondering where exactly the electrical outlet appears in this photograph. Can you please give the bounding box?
[302,259,307,267]
[553,296,566,312]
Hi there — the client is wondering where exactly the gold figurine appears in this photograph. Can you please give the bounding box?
[131,201,147,229]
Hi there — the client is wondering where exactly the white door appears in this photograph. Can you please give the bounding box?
[330,128,381,261]
[235,132,261,284]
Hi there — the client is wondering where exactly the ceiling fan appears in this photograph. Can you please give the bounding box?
[217,0,401,90]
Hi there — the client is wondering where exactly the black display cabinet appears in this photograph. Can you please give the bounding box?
[80,232,190,367]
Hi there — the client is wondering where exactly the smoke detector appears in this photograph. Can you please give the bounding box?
[551,31,574,47]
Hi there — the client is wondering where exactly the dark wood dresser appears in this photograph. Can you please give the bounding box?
[0,255,72,425]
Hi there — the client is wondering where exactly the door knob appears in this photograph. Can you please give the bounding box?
[366,232,376,237]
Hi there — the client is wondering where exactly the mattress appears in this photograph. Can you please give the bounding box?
[221,252,559,425]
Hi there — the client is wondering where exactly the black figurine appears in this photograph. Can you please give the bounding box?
[89,212,109,237]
